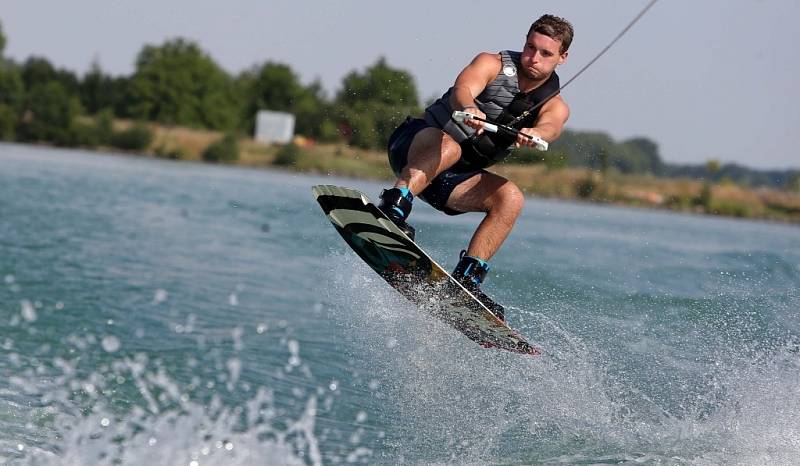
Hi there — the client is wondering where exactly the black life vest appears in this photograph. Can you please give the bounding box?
[459,71,560,169]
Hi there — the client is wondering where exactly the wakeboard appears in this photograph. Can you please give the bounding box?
[312,184,539,356]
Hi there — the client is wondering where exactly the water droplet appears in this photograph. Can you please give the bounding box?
[232,326,244,351]
[102,336,121,353]
[288,339,299,354]
[228,294,238,306]
[20,300,37,322]
[55,301,64,310]
[356,411,368,423]
[190,461,199,466]
[148,437,157,446]
[100,418,110,427]
[224,441,234,451]
[329,381,338,391]
[153,289,168,303]
[17,443,24,451]
[256,323,267,334]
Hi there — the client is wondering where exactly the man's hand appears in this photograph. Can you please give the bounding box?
[460,107,488,136]
[515,128,545,148]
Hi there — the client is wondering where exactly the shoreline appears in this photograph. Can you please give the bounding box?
[6,123,800,226]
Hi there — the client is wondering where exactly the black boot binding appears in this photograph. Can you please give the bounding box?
[452,250,505,321]
[378,187,416,241]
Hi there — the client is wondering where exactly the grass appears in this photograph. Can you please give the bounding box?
[102,121,800,225]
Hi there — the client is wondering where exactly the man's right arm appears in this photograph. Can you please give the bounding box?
[448,53,501,133]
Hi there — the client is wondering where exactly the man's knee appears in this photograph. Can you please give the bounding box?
[492,182,525,216]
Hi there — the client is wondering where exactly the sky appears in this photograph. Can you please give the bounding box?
[1,0,798,170]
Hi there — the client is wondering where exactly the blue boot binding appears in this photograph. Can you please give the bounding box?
[378,187,416,241]
[452,250,505,321]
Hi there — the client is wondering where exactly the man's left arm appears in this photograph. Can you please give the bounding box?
[516,96,570,148]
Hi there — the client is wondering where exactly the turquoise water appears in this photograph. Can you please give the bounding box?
[1,143,798,465]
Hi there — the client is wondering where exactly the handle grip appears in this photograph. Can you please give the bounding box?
[451,111,548,151]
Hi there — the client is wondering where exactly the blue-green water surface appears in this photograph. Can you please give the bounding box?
[1,143,799,465]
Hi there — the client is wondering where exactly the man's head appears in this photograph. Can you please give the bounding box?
[520,14,573,80]
[529,15,574,54]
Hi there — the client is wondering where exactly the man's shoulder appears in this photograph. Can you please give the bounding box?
[543,94,570,119]
[469,52,503,77]
[473,51,503,64]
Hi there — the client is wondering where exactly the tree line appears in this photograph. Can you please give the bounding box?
[0,21,796,190]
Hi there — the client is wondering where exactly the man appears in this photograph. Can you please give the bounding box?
[377,14,573,321]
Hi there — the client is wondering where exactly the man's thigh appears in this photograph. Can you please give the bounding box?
[405,127,462,171]
[444,171,513,214]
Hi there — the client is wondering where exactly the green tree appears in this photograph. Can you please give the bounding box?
[18,81,82,145]
[624,137,663,174]
[0,64,24,112]
[127,38,239,130]
[80,61,128,115]
[239,62,303,112]
[334,58,420,149]
[706,159,721,178]
[0,21,6,57]
[20,57,57,89]
[0,104,15,140]
[292,80,338,141]
[238,62,305,132]
[786,172,800,193]
[237,64,336,140]
[20,57,79,96]
[336,57,419,108]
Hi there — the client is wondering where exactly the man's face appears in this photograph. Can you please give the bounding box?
[520,31,567,80]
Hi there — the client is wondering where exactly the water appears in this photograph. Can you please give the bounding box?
[1,142,798,465]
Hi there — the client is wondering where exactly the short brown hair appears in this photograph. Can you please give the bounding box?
[528,14,574,54]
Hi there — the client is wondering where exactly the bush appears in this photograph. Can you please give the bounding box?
[273,142,301,166]
[575,176,598,199]
[0,104,16,140]
[110,122,153,151]
[93,109,114,144]
[710,200,751,218]
[155,143,189,160]
[693,182,712,210]
[69,119,100,147]
[202,133,239,163]
[511,147,568,169]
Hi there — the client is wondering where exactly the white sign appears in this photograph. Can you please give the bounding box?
[254,110,295,144]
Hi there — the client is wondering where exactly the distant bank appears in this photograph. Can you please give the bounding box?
[17,121,800,225]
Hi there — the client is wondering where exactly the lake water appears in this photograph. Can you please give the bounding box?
[1,143,799,465]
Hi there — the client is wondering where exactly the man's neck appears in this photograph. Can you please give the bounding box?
[518,72,551,93]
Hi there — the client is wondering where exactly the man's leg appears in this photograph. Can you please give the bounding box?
[443,172,524,321]
[395,127,462,195]
[444,172,525,261]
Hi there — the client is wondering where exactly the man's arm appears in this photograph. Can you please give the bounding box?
[517,95,570,148]
[449,53,501,133]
